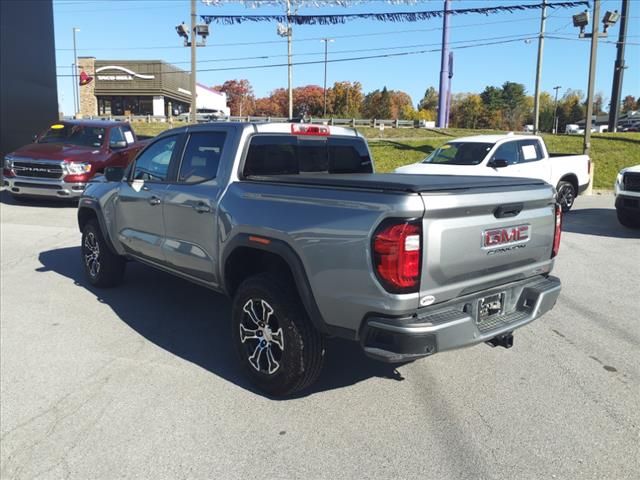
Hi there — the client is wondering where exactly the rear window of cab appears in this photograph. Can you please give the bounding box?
[243,135,373,177]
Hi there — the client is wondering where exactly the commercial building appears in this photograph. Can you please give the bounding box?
[78,58,229,118]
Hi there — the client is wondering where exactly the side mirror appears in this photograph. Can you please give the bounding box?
[104,166,125,182]
[488,158,509,169]
[109,140,127,150]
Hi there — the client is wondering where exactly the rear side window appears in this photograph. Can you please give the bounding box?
[243,135,372,176]
[178,131,226,183]
[517,139,544,162]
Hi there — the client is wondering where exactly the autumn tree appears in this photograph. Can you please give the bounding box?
[417,86,438,119]
[622,95,638,113]
[389,90,414,119]
[214,79,255,116]
[450,93,483,129]
[293,85,325,117]
[328,81,363,117]
[362,87,394,119]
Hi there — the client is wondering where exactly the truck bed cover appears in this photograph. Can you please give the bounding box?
[245,173,548,193]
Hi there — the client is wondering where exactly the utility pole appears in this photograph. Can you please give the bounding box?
[437,0,451,128]
[533,0,547,134]
[287,0,293,119]
[321,38,334,117]
[190,0,197,124]
[583,0,601,195]
[553,85,562,134]
[72,27,80,117]
[607,0,630,133]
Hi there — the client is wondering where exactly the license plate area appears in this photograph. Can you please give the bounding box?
[477,292,505,324]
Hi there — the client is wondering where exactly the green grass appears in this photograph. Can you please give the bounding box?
[130,121,640,189]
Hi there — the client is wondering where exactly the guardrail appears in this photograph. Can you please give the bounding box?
[64,114,430,129]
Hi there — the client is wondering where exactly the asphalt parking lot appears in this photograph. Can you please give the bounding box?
[1,191,638,480]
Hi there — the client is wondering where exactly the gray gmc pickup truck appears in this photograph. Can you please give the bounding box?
[77,122,562,396]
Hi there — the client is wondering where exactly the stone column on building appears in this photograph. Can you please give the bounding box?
[78,56,97,118]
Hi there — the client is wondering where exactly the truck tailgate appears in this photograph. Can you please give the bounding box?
[419,183,556,305]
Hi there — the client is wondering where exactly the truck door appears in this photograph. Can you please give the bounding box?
[513,139,550,182]
[487,140,520,176]
[115,134,180,262]
[162,130,230,285]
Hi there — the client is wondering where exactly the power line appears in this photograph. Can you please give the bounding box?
[54,15,542,51]
[55,35,537,77]
[57,32,539,69]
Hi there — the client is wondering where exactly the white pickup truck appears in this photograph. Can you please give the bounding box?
[395,134,591,211]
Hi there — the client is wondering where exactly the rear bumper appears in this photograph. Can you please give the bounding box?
[3,176,86,198]
[361,275,561,363]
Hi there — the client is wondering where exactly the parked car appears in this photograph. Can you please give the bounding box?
[77,122,562,396]
[3,120,149,200]
[394,133,590,212]
[614,165,640,228]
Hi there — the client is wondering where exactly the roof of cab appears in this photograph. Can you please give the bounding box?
[449,133,542,144]
[253,122,359,137]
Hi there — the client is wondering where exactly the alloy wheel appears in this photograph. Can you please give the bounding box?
[84,232,101,278]
[239,299,285,375]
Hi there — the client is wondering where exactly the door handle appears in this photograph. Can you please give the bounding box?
[148,195,162,206]
[193,202,211,214]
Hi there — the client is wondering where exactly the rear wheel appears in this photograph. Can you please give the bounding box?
[81,219,126,287]
[616,208,640,229]
[556,181,576,212]
[231,273,325,397]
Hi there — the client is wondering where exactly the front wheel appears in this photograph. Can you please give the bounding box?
[556,181,576,212]
[81,219,126,287]
[231,273,325,396]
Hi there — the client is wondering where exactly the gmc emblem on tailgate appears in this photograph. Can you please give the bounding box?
[483,224,530,249]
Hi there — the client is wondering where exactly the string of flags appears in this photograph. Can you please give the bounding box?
[201,1,591,25]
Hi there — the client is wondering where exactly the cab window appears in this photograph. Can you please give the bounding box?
[132,135,178,182]
[178,132,227,183]
[492,141,519,165]
[517,139,544,162]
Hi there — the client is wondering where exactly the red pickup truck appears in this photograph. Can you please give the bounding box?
[2,120,150,200]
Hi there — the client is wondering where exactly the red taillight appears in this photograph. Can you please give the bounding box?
[552,204,562,258]
[291,124,330,136]
[373,219,422,293]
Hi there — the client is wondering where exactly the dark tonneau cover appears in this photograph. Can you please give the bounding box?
[245,173,548,193]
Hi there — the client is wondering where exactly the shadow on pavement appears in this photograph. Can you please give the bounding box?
[37,246,406,399]
[563,207,640,239]
[0,189,76,208]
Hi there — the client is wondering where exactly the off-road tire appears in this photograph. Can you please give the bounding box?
[556,181,576,212]
[616,208,640,229]
[231,273,325,397]
[81,219,126,287]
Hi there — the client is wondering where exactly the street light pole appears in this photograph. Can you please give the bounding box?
[553,85,562,134]
[190,0,197,124]
[72,27,80,117]
[583,0,601,195]
[321,38,334,117]
[533,0,547,134]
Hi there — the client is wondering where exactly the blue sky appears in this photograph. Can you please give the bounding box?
[53,0,639,115]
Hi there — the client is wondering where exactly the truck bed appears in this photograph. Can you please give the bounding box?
[245,173,548,193]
